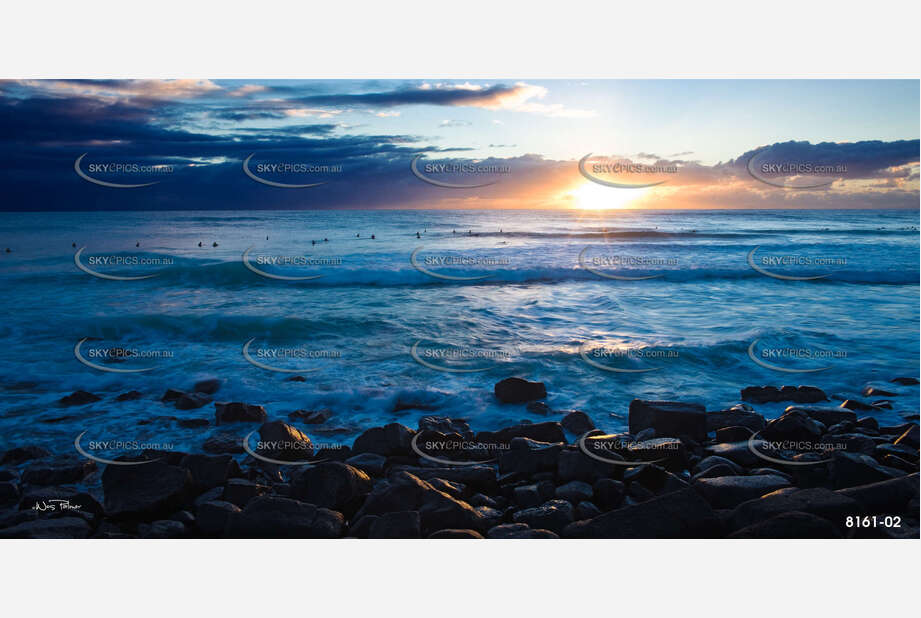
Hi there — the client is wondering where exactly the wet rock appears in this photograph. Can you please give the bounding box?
[429,528,484,538]
[855,416,880,432]
[840,399,876,412]
[832,452,902,489]
[498,439,562,477]
[352,422,415,457]
[786,406,857,427]
[0,517,91,539]
[862,386,896,398]
[202,432,243,454]
[116,390,142,402]
[890,377,919,385]
[369,511,421,538]
[102,460,195,520]
[257,421,313,461]
[729,512,842,538]
[418,416,473,438]
[214,402,267,424]
[176,392,212,410]
[557,447,621,483]
[346,515,378,538]
[741,385,827,404]
[475,505,504,529]
[161,389,185,402]
[592,479,625,510]
[555,481,594,503]
[193,378,221,395]
[289,409,333,424]
[729,487,860,532]
[345,453,387,476]
[576,501,602,519]
[563,488,718,538]
[703,442,761,468]
[694,455,744,475]
[59,390,101,406]
[430,479,466,498]
[285,375,307,382]
[487,523,559,539]
[693,475,791,509]
[760,409,823,442]
[179,454,241,489]
[715,426,755,442]
[512,500,574,534]
[494,377,547,404]
[221,479,268,508]
[21,458,96,486]
[478,422,565,446]
[894,425,919,449]
[468,493,498,508]
[829,433,877,456]
[706,409,766,433]
[226,496,344,538]
[628,400,707,441]
[561,411,595,435]
[526,401,552,415]
[354,471,482,534]
[692,464,738,481]
[513,484,543,508]
[1,445,51,465]
[388,466,498,495]
[290,462,371,515]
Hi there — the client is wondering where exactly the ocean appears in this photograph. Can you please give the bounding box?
[0,208,918,458]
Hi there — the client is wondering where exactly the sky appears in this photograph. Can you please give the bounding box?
[0,79,918,211]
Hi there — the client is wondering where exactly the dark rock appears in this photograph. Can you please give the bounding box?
[289,409,333,424]
[563,488,718,538]
[706,409,765,432]
[175,392,212,410]
[369,511,421,538]
[729,487,861,531]
[692,464,738,481]
[1,445,51,465]
[494,377,547,404]
[557,447,621,483]
[418,416,473,438]
[693,475,791,509]
[0,517,91,539]
[285,375,307,382]
[741,385,827,404]
[0,480,19,505]
[59,390,101,406]
[576,501,602,519]
[21,458,96,486]
[829,433,877,455]
[786,406,857,427]
[760,409,823,442]
[389,466,498,495]
[214,402,267,424]
[498,440,562,477]
[894,425,919,449]
[890,377,919,385]
[353,471,482,534]
[345,453,387,476]
[346,515,378,538]
[715,426,755,442]
[694,455,744,475]
[513,484,543,508]
[352,423,415,457]
[628,400,707,441]
[555,480,594,503]
[161,389,185,402]
[202,432,243,454]
[477,422,565,445]
[512,499,574,534]
[703,442,761,467]
[426,478,465,498]
[257,421,313,461]
[729,512,842,538]
[139,519,186,539]
[179,454,241,489]
[290,462,371,515]
[226,496,344,538]
[116,390,142,402]
[193,378,221,395]
[832,452,902,489]
[487,523,559,539]
[561,411,595,435]
[840,399,876,412]
[871,400,893,409]
[526,401,552,415]
[837,473,919,513]
[862,386,896,398]
[468,493,497,508]
[170,510,195,526]
[855,416,880,432]
[592,479,625,510]
[429,528,484,538]
[221,479,268,508]
[102,460,195,520]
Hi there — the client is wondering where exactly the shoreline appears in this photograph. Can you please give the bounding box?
[1,376,918,539]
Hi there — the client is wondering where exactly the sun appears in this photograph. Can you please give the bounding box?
[569,181,647,210]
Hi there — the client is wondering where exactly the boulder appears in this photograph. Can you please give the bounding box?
[836,473,919,513]
[894,425,919,449]
[21,458,96,486]
[58,390,101,406]
[429,528,484,538]
[561,411,595,435]
[1,445,51,465]
[289,462,372,514]
[890,377,919,385]
[226,496,344,538]
[728,487,861,531]
[179,454,241,489]
[706,409,765,432]
[102,460,195,520]
[592,479,625,510]
[832,452,902,489]
[214,402,267,424]
[511,500,574,534]
[628,400,707,441]
[729,512,842,538]
[368,511,421,538]
[576,501,602,520]
[0,517,91,539]
[741,385,827,404]
[257,421,313,461]
[693,474,791,509]
[498,440,562,477]
[221,479,268,507]
[862,386,896,398]
[388,466,498,495]
[563,488,718,538]
[115,390,142,402]
[289,409,333,424]
[193,378,221,395]
[487,523,559,539]
[176,392,212,410]
[760,409,823,442]
[352,423,414,457]
[202,432,244,454]
[715,426,756,442]
[494,377,547,404]
[345,453,387,476]
[840,399,876,412]
[477,422,565,445]
[555,480,594,503]
[139,520,186,539]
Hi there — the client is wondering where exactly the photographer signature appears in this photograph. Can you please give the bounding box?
[32,499,83,512]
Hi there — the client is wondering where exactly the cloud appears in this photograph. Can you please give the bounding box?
[439,119,472,127]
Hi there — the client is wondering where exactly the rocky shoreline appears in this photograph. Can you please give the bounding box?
[1,376,918,539]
